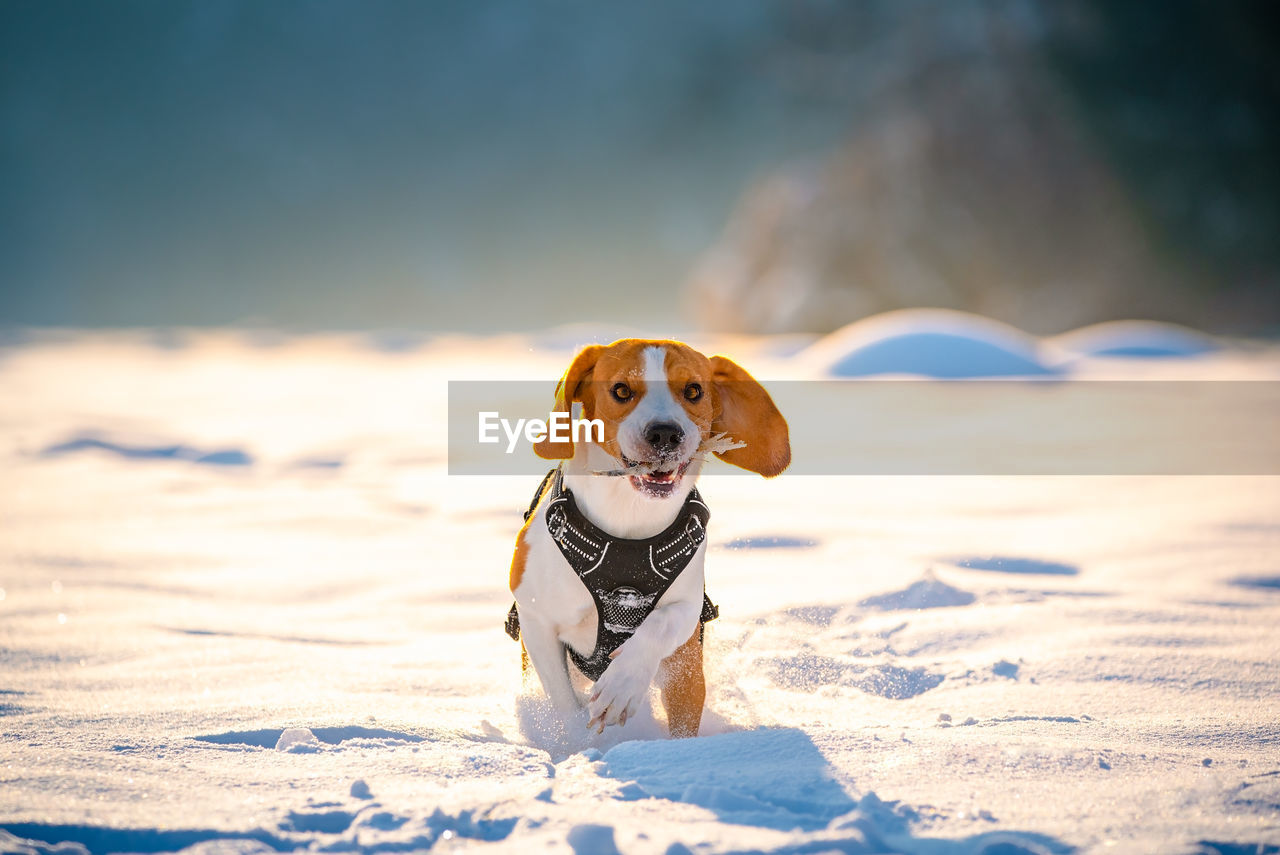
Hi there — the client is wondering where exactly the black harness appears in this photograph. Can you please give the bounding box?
[504,468,718,681]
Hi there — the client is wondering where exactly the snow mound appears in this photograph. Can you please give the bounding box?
[274,728,321,752]
[802,309,1055,378]
[1049,320,1220,358]
[602,728,856,831]
[859,572,977,611]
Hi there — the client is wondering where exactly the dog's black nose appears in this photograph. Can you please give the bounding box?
[644,421,684,452]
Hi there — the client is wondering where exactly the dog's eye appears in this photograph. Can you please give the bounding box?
[611,383,633,402]
[684,383,703,403]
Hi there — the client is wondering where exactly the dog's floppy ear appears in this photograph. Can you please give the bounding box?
[709,355,790,477]
[533,344,604,460]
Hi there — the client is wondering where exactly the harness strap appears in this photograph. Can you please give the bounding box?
[523,467,557,522]
[506,592,718,643]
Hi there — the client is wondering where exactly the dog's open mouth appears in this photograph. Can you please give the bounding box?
[622,454,691,498]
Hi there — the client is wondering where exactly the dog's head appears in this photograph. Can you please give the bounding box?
[534,339,790,498]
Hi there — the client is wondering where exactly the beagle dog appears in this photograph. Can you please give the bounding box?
[508,339,789,738]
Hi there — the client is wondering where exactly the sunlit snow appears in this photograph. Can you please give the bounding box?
[2,316,1278,854]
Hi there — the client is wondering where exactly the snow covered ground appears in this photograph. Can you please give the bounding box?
[1,316,1278,855]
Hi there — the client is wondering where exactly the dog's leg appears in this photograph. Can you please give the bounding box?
[587,598,700,732]
[519,615,582,715]
[658,626,704,738]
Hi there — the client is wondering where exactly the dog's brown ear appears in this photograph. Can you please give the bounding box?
[533,344,603,460]
[709,355,790,477]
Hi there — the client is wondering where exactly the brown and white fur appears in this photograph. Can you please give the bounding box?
[509,339,789,738]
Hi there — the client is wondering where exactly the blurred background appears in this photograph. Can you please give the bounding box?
[2,0,1278,336]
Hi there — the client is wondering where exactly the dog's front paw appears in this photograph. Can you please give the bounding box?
[586,653,656,734]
